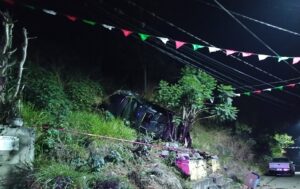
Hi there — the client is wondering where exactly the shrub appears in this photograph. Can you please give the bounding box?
[23,66,71,124]
[66,79,104,111]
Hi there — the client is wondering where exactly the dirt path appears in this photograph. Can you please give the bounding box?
[259,172,300,189]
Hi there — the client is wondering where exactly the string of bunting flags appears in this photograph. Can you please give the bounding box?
[2,0,300,97]
[234,82,299,97]
[2,0,300,65]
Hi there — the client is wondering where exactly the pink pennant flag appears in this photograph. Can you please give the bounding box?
[122,29,133,37]
[286,83,296,88]
[4,0,15,5]
[175,41,186,49]
[225,50,236,56]
[157,37,169,44]
[65,15,77,22]
[253,90,262,94]
[293,57,300,64]
[242,52,253,57]
[208,47,221,53]
[258,54,269,61]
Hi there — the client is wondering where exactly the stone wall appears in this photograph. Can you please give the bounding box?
[0,125,35,189]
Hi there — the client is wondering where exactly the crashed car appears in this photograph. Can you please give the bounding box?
[104,90,174,140]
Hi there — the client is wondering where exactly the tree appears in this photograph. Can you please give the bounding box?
[154,66,238,147]
[0,12,28,124]
[272,133,294,157]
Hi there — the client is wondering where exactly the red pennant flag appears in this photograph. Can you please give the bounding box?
[65,15,77,22]
[175,41,186,49]
[293,57,300,64]
[286,83,296,88]
[4,0,15,5]
[225,50,236,56]
[242,52,253,57]
[122,29,133,37]
[253,90,262,94]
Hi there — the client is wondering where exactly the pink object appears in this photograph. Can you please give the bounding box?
[122,29,133,37]
[176,158,190,175]
[175,41,186,49]
[225,50,236,56]
[293,57,300,64]
[242,52,253,57]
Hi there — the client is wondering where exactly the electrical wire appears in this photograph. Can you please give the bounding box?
[214,0,300,74]
[195,0,300,38]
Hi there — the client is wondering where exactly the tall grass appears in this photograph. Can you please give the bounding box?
[66,111,137,140]
[21,102,53,127]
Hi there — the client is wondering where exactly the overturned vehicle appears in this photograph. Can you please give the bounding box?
[104,90,176,140]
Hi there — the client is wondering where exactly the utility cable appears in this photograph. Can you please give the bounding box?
[195,0,300,38]
[214,0,300,74]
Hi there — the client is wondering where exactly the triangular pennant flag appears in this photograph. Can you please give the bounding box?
[139,33,150,41]
[293,57,300,64]
[192,44,205,51]
[208,47,221,53]
[102,24,115,30]
[274,86,284,90]
[258,54,269,61]
[225,50,236,56]
[263,88,272,92]
[43,9,57,15]
[241,52,253,57]
[243,92,251,96]
[234,93,241,97]
[65,15,77,22]
[4,0,15,5]
[82,19,96,26]
[210,97,214,103]
[121,29,133,37]
[253,90,262,94]
[157,37,169,44]
[23,4,35,9]
[175,41,186,49]
[278,57,289,62]
[286,83,296,88]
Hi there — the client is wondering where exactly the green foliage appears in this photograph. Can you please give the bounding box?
[24,67,71,124]
[33,162,94,188]
[66,111,137,140]
[212,85,238,121]
[66,78,104,111]
[272,133,294,157]
[234,122,252,137]
[21,102,54,127]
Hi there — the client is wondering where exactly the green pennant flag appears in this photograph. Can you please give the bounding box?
[82,19,96,26]
[243,92,251,96]
[274,86,284,90]
[139,33,150,41]
[23,4,35,10]
[192,44,205,51]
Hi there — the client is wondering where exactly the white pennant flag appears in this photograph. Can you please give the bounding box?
[157,37,169,44]
[278,57,289,62]
[208,47,221,53]
[263,88,272,92]
[43,9,57,15]
[102,24,115,30]
[258,54,269,61]
[234,93,241,97]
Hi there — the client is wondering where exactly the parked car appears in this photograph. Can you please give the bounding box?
[268,157,295,176]
[104,90,175,140]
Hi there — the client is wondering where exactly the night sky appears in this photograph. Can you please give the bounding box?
[1,0,300,137]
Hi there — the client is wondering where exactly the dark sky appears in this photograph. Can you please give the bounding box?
[2,0,300,133]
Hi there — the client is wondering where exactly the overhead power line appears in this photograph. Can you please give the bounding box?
[214,0,300,75]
